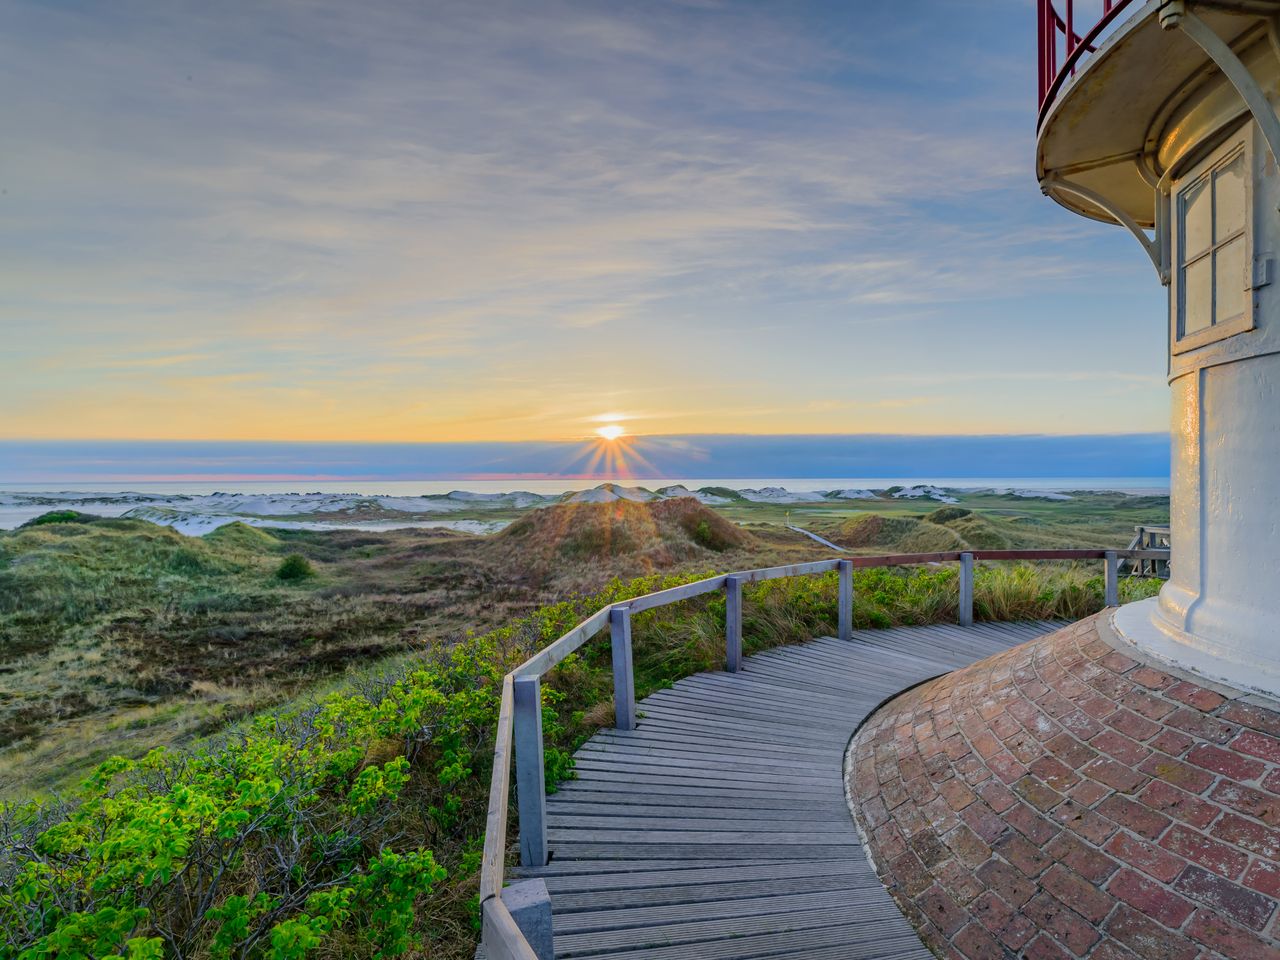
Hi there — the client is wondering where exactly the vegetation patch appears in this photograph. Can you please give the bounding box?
[0,561,1161,960]
[276,553,316,581]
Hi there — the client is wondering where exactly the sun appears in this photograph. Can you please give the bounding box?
[595,424,625,441]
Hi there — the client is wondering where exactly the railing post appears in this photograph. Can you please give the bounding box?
[837,559,853,642]
[959,552,974,627]
[512,675,547,868]
[1105,550,1120,607]
[609,605,636,731]
[725,575,743,672]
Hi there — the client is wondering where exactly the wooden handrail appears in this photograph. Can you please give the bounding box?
[478,545,1171,956]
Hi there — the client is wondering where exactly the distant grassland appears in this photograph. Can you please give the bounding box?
[0,489,1168,798]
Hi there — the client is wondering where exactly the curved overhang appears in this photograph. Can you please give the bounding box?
[1037,1,1275,228]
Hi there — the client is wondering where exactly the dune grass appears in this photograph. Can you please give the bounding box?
[0,559,1160,960]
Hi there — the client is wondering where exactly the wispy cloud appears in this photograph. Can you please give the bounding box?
[0,0,1165,443]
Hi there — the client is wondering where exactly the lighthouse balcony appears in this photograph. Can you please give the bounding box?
[1036,0,1279,230]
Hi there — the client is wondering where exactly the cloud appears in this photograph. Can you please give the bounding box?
[0,0,1165,444]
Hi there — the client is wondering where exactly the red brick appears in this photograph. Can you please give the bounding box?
[1187,742,1266,782]
[1028,755,1078,792]
[889,850,934,897]
[1264,767,1280,795]
[970,890,1027,946]
[960,802,1007,844]
[1107,708,1161,742]
[1105,905,1200,960]
[1021,933,1072,960]
[1173,864,1278,930]
[1023,892,1100,956]
[1137,779,1220,829]
[1148,727,1194,757]
[1130,666,1174,690]
[1118,688,1175,722]
[1046,732,1096,769]
[1012,775,1063,813]
[952,920,1004,960]
[1097,794,1170,840]
[937,777,976,811]
[1083,756,1147,794]
[1100,651,1139,674]
[1242,859,1280,899]
[874,821,909,862]
[1094,729,1151,767]
[1068,778,1111,807]
[976,778,1016,813]
[1232,729,1280,765]
[1041,863,1114,922]
[1161,824,1249,879]
[1186,909,1280,960]
[1165,680,1227,712]
[1165,707,1237,744]
[1107,867,1194,926]
[994,831,1051,878]
[1220,701,1280,738]
[1046,831,1119,884]
[1105,831,1186,883]
[851,619,1280,960]
[917,883,968,936]
[943,824,991,869]
[986,751,1027,785]
[1052,798,1116,845]
[1004,802,1059,846]
[975,857,1036,907]
[1138,753,1215,794]
[1212,780,1280,826]
[1060,710,1105,740]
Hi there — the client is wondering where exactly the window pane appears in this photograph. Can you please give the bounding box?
[1215,152,1247,241]
[1183,257,1212,336]
[1215,236,1247,324]
[1183,176,1212,260]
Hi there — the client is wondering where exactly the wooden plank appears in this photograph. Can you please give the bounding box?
[479,675,515,902]
[481,896,540,960]
[609,607,636,730]
[625,575,728,614]
[512,622,1039,960]
[513,676,547,868]
[730,559,840,582]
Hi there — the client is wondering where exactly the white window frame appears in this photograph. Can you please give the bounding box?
[1171,127,1256,355]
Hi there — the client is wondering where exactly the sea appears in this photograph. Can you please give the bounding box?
[0,477,1170,497]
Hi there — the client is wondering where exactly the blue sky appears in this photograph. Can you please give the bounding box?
[0,0,1165,444]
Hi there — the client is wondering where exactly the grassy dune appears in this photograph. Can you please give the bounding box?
[0,493,1168,959]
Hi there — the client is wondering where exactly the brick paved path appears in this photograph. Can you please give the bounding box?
[848,613,1280,960]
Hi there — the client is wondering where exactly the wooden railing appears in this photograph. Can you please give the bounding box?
[478,547,1171,958]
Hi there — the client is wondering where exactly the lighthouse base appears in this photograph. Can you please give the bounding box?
[1113,597,1280,701]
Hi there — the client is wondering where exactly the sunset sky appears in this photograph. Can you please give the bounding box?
[1,0,1163,444]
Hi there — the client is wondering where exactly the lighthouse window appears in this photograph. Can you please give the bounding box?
[1176,144,1250,347]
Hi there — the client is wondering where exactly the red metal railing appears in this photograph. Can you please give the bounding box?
[1038,0,1138,126]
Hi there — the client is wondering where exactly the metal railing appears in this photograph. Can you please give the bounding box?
[1038,0,1138,127]
[478,546,1170,958]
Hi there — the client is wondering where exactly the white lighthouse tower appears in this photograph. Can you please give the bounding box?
[1038,1,1280,696]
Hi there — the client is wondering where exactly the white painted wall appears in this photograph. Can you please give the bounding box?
[1120,115,1280,698]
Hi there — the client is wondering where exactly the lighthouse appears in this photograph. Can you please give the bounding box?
[1039,1,1280,696]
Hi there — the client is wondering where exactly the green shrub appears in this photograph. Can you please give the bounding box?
[275,554,315,581]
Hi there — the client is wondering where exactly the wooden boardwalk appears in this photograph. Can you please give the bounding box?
[520,621,1060,959]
